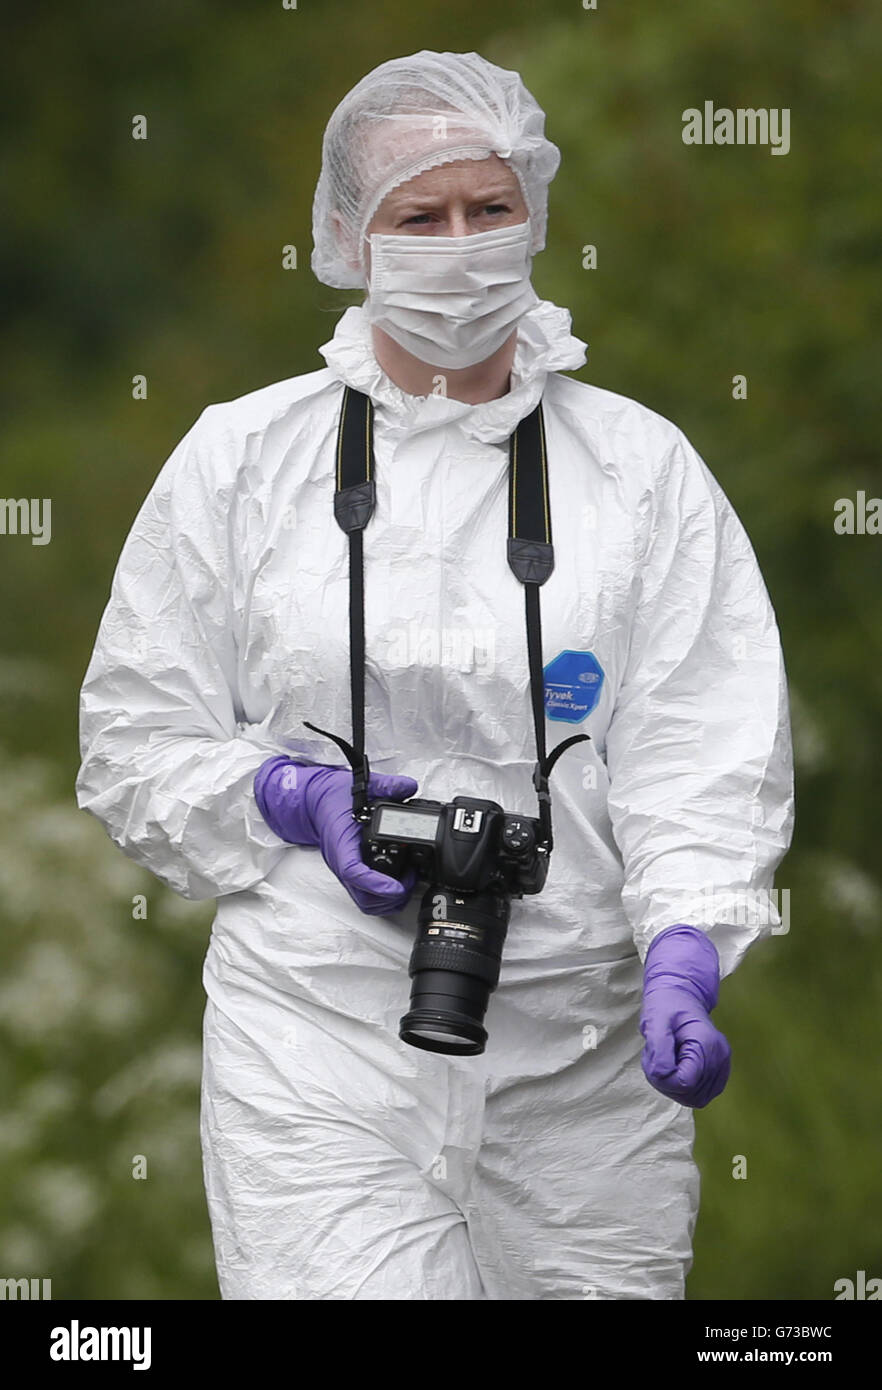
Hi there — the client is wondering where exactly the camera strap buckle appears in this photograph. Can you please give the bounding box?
[532,762,553,851]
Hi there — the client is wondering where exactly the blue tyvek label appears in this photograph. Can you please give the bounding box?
[543,649,605,723]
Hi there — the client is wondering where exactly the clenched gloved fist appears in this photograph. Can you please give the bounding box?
[254,757,419,916]
[639,924,731,1109]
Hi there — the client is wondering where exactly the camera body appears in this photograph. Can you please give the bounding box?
[361,795,548,898]
[360,796,549,1056]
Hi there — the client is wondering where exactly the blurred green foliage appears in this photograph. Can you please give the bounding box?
[0,0,879,1299]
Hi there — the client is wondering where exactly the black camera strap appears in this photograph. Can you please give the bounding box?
[303,384,589,852]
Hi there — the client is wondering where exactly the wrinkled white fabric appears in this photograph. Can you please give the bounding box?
[76,294,794,1300]
[365,220,539,368]
[311,50,561,288]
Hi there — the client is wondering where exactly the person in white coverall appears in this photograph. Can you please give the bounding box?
[76,51,794,1300]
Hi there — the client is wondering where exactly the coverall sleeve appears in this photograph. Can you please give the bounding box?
[604,428,795,979]
[76,405,292,900]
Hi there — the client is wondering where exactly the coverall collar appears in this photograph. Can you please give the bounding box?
[318,298,588,445]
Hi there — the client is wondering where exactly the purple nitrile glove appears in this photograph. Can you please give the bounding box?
[254,757,419,916]
[639,924,732,1109]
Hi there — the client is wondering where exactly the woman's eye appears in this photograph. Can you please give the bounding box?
[401,204,510,226]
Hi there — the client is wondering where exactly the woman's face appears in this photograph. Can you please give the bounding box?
[361,154,529,280]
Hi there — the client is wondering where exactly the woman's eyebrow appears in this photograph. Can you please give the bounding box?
[392,187,519,211]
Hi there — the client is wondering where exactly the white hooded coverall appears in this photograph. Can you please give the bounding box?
[76,296,794,1300]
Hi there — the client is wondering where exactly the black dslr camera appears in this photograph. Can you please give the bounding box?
[361,795,548,1056]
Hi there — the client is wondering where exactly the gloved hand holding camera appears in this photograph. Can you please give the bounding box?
[257,749,557,1056]
[254,756,419,916]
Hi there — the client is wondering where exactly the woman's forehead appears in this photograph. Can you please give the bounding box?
[380,156,521,209]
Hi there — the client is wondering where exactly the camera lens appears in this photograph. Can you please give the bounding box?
[399,887,510,1056]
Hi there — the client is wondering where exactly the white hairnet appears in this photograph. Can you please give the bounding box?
[311,50,562,289]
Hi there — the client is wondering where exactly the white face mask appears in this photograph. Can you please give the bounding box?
[364,220,539,369]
